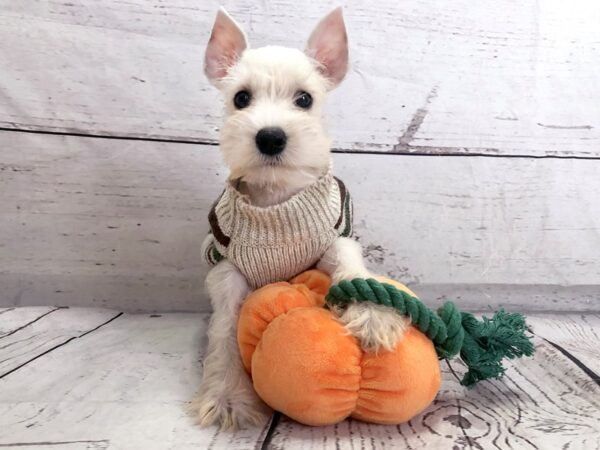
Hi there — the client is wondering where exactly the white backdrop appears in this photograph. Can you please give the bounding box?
[1,0,599,311]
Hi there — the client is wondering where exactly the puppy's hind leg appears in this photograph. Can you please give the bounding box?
[318,237,411,353]
[189,260,270,430]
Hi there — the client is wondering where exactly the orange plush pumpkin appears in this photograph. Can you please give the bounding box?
[237,270,441,426]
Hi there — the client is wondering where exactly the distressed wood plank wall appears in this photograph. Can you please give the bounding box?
[1,0,599,155]
[0,0,599,311]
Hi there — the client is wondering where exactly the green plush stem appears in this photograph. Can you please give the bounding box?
[326,279,535,387]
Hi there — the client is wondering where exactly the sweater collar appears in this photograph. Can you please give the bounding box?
[226,167,334,211]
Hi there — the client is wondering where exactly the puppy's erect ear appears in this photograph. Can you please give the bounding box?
[305,7,349,89]
[204,8,248,85]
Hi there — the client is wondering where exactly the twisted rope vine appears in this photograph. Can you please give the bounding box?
[326,278,535,387]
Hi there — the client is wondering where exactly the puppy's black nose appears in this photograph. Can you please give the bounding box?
[255,127,287,156]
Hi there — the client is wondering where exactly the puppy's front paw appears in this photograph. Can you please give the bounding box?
[336,302,411,353]
[317,238,372,285]
[188,380,271,430]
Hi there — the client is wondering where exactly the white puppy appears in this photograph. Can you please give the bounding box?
[189,7,410,430]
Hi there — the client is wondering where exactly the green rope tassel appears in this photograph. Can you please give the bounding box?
[326,278,535,387]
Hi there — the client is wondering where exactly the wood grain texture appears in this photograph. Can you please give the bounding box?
[0,309,271,449]
[0,307,58,338]
[266,339,600,449]
[3,309,598,449]
[1,0,599,156]
[528,314,600,374]
[1,132,599,311]
[0,132,226,312]
[0,308,119,378]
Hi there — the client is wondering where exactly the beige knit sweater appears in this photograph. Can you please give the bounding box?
[204,170,353,288]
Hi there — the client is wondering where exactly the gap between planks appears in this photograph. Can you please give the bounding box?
[2,309,600,449]
[542,339,600,387]
[0,307,64,339]
[0,309,274,450]
[0,310,123,379]
[2,127,600,161]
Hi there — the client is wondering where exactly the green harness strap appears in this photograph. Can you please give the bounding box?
[326,278,535,387]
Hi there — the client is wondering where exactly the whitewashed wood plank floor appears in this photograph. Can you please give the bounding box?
[0,309,273,450]
[1,308,599,449]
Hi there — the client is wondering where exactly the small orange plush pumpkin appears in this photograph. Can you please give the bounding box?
[237,270,441,426]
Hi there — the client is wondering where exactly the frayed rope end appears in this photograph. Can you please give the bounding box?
[458,310,535,387]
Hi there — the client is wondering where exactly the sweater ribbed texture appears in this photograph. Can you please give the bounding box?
[205,169,353,288]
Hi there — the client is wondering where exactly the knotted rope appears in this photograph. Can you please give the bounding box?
[326,278,535,387]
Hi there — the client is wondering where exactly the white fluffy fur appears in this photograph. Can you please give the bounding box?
[336,302,412,353]
[317,237,371,284]
[188,260,271,430]
[192,7,409,430]
[317,238,411,352]
[218,46,332,205]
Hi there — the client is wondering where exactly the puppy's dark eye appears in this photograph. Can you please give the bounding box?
[294,91,313,109]
[233,90,251,109]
